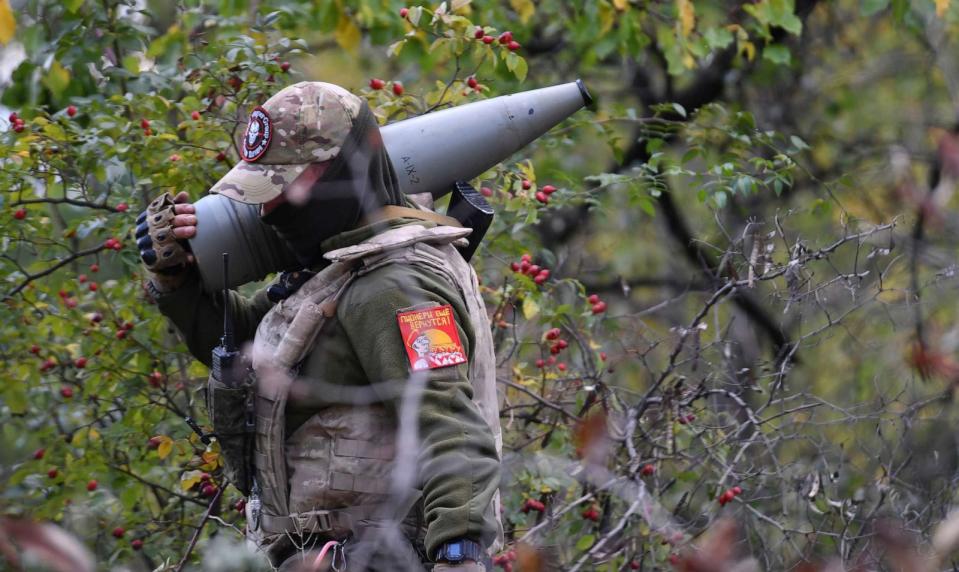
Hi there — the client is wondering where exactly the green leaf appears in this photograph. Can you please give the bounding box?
[512,55,528,81]
[861,0,890,15]
[63,0,84,14]
[789,135,809,150]
[41,60,70,98]
[575,534,595,551]
[763,44,791,65]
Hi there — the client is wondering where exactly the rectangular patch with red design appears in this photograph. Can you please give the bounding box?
[396,304,467,371]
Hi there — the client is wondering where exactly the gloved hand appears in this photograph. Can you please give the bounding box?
[433,563,486,572]
[135,191,198,292]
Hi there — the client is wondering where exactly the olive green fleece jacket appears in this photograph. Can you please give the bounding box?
[153,221,500,558]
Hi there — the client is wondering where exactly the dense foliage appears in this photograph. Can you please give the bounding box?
[3,0,959,570]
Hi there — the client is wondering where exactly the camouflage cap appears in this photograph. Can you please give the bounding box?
[210,81,364,204]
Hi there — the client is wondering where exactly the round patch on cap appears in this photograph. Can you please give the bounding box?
[242,107,273,162]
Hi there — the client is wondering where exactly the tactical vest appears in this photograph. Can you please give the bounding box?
[240,224,503,560]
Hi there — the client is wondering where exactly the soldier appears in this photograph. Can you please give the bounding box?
[136,82,501,571]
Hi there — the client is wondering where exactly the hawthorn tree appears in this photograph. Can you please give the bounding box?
[3,1,959,571]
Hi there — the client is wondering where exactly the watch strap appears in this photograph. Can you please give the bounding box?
[435,539,485,563]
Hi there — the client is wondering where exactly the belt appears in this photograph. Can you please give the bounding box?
[259,504,380,535]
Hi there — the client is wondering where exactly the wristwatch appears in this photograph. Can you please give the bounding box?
[434,539,485,564]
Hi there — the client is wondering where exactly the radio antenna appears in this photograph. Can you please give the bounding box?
[221,252,235,351]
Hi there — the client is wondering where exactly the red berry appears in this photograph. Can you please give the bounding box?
[140,118,150,129]
[550,344,561,355]
[521,179,532,190]
[280,61,291,73]
[116,202,130,213]
[60,386,74,399]
[399,7,409,17]
[534,273,547,285]
[499,31,513,44]
[148,371,164,388]
[190,110,201,121]
[88,282,98,292]
[227,75,243,91]
[90,312,103,323]
[40,358,56,372]
[123,321,134,330]
[115,329,127,340]
[480,186,493,197]
[142,127,152,136]
[732,486,743,496]
[86,479,98,492]
[78,274,87,284]
[557,339,568,349]
[519,260,530,273]
[546,328,561,340]
[131,539,143,551]
[200,483,218,497]
[582,506,600,521]
[591,301,607,314]
[587,294,600,304]
[47,468,58,479]
[89,263,99,272]
[200,472,212,482]
[557,362,567,371]
[527,264,540,275]
[482,35,494,44]
[641,464,655,476]
[66,105,77,117]
[630,561,641,570]
[8,112,17,122]
[112,527,125,538]
[74,357,88,368]
[535,191,548,203]
[65,298,77,308]
[467,76,479,89]
[12,122,24,133]
[169,153,181,162]
[33,448,45,460]
[535,359,545,368]
[508,40,521,51]
[669,553,681,566]
[521,253,532,262]
[510,262,520,272]
[542,184,557,194]
[392,81,404,96]
[30,344,40,355]
[474,27,485,39]
[369,78,385,90]
[147,436,163,450]
[599,351,607,361]
[719,490,734,505]
[235,499,246,513]
[13,208,26,220]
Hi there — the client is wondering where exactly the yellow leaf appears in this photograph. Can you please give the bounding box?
[157,438,173,460]
[597,1,615,34]
[522,296,539,319]
[509,0,535,24]
[334,15,361,53]
[201,450,221,467]
[180,469,203,491]
[612,0,629,10]
[677,0,695,37]
[0,0,14,45]
[740,40,756,61]
[451,0,472,12]
[936,0,950,17]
